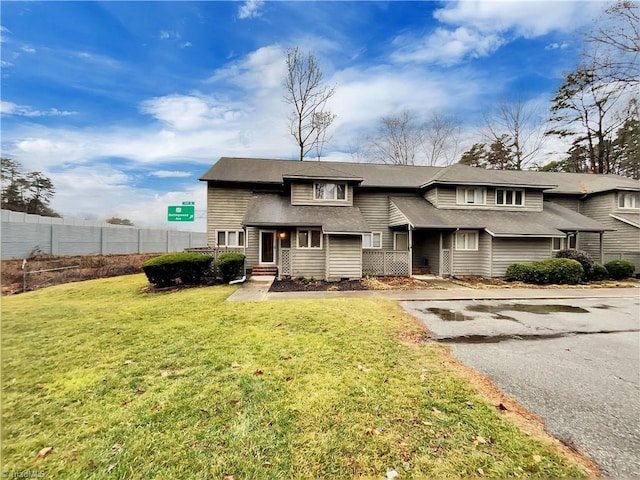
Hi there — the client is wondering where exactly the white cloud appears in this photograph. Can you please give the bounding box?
[21,45,36,53]
[180,41,192,49]
[150,170,192,178]
[433,1,602,38]
[393,1,603,65]
[159,30,180,40]
[74,51,120,69]
[392,27,505,65]
[545,42,569,50]
[209,44,286,90]
[1,101,77,117]
[238,0,264,19]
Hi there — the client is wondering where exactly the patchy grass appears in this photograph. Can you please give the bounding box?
[2,274,589,479]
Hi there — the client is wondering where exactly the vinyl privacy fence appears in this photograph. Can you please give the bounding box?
[1,210,207,259]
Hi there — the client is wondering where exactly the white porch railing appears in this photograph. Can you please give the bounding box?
[362,250,410,276]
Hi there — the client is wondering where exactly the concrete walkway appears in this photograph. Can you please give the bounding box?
[227,276,640,301]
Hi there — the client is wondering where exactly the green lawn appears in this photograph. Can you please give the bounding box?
[2,274,586,479]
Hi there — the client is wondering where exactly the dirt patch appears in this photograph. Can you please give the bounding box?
[451,275,639,290]
[2,253,161,295]
[269,276,445,292]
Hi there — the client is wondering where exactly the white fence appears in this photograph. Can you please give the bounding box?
[1,210,207,259]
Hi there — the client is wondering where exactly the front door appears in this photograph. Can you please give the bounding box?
[259,230,276,264]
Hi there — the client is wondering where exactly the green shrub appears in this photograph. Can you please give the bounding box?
[554,249,595,280]
[604,260,636,280]
[505,258,583,285]
[589,263,609,282]
[217,252,246,283]
[142,253,213,287]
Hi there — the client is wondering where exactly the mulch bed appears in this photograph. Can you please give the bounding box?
[269,276,444,292]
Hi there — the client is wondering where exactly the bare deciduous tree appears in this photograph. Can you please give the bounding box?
[483,94,546,170]
[370,111,424,165]
[586,0,639,85]
[423,113,462,166]
[283,47,336,161]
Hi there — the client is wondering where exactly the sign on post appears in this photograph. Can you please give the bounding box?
[167,205,195,222]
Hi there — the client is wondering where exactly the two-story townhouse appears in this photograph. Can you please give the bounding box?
[199,157,639,279]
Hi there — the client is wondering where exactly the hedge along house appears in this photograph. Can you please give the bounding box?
[199,157,640,279]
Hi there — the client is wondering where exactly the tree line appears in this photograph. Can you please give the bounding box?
[1,157,59,217]
[285,1,639,178]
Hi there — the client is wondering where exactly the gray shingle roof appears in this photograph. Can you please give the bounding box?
[242,194,371,234]
[390,197,607,236]
[282,163,363,182]
[199,157,640,194]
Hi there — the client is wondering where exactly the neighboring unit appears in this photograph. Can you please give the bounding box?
[199,158,640,279]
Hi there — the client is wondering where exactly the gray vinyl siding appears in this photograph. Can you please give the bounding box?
[245,227,259,269]
[353,192,394,250]
[452,231,491,276]
[207,186,253,245]
[578,192,639,262]
[326,235,362,280]
[354,192,418,249]
[290,182,353,206]
[389,201,410,227]
[491,238,551,277]
[546,195,580,212]
[428,186,543,211]
[424,188,437,206]
[291,247,325,278]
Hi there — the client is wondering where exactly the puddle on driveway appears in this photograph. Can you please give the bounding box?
[420,303,589,322]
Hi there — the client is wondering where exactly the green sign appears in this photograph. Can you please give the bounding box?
[168,205,195,222]
[182,201,195,206]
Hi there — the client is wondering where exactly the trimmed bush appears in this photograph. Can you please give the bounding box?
[605,260,636,280]
[505,258,583,285]
[142,253,213,287]
[589,263,609,282]
[554,249,595,281]
[217,252,246,283]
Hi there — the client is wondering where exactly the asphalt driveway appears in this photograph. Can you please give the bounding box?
[401,297,640,478]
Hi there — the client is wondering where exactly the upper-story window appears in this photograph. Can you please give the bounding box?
[314,182,347,201]
[618,192,640,209]
[456,187,486,205]
[496,189,524,206]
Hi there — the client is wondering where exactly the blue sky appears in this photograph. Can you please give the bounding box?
[1,1,608,230]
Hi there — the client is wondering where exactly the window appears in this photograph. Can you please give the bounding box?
[314,182,347,201]
[456,187,486,205]
[297,229,322,248]
[618,192,640,209]
[455,231,478,251]
[496,189,524,206]
[552,237,565,251]
[217,230,245,247]
[567,233,577,249]
[362,232,382,249]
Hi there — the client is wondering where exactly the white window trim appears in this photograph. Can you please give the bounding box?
[216,229,246,247]
[455,230,479,251]
[296,228,323,249]
[496,188,525,206]
[362,232,382,249]
[456,187,486,205]
[618,192,640,209]
[552,237,565,251]
[313,182,348,202]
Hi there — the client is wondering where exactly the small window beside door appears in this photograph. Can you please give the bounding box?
[297,229,322,248]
